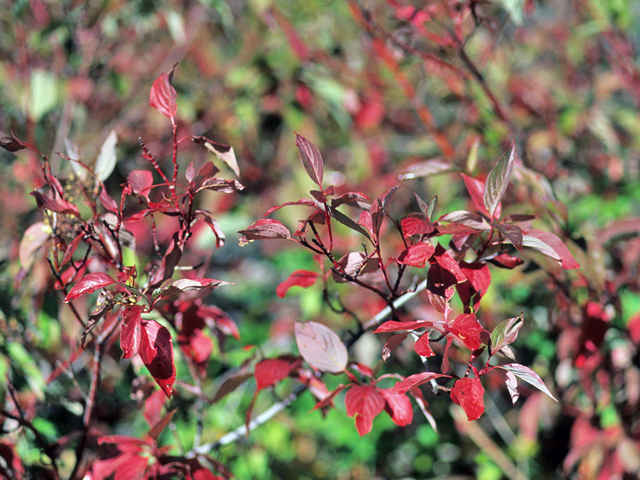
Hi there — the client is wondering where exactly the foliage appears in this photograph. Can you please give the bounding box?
[2,0,640,479]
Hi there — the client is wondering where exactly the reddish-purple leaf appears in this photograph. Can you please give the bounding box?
[331,208,372,240]
[148,408,177,441]
[149,69,177,118]
[379,388,413,427]
[255,358,292,390]
[496,223,523,250]
[483,144,516,219]
[345,385,385,436]
[414,332,435,357]
[211,372,253,403]
[498,363,557,401]
[371,186,399,236]
[373,320,433,333]
[397,242,435,267]
[64,272,116,302]
[264,198,321,216]
[401,214,435,237]
[294,321,348,373]
[332,252,379,283]
[295,133,324,187]
[127,170,154,197]
[447,313,484,351]
[121,306,143,359]
[391,372,449,395]
[99,187,119,214]
[196,209,225,249]
[139,320,176,397]
[439,210,490,231]
[276,270,318,298]
[489,253,524,269]
[330,191,371,209]
[521,229,580,269]
[238,219,291,241]
[450,377,485,421]
[30,191,80,217]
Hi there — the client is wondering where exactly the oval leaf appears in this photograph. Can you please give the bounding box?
[139,320,176,398]
[294,321,348,373]
[149,70,177,118]
[95,130,117,182]
[64,272,116,302]
[255,358,292,390]
[483,144,516,218]
[450,377,485,421]
[276,270,318,298]
[121,306,143,359]
[295,133,323,187]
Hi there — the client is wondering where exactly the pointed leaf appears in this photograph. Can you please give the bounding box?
[447,313,484,351]
[148,408,177,441]
[382,333,408,362]
[30,191,80,217]
[496,223,523,250]
[294,321,348,373]
[379,388,413,427]
[461,173,490,217]
[450,377,485,421]
[99,188,119,214]
[19,222,50,269]
[331,208,372,240]
[505,371,520,404]
[238,219,291,242]
[521,229,580,269]
[401,214,435,237]
[65,272,116,302]
[373,320,433,334]
[414,333,435,357]
[121,306,143,359]
[483,144,516,218]
[397,242,435,267]
[255,358,292,390]
[498,363,557,401]
[149,68,177,118]
[192,136,239,176]
[127,170,154,197]
[391,372,449,395]
[490,313,523,356]
[345,385,385,436]
[371,186,399,236]
[139,320,176,397]
[439,210,490,231]
[198,177,244,193]
[276,270,318,298]
[295,133,323,187]
[95,130,117,182]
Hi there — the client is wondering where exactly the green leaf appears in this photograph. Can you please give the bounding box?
[490,313,523,356]
[29,69,58,122]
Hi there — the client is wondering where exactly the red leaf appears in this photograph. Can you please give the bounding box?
[143,389,166,427]
[148,408,177,441]
[379,388,413,427]
[331,191,371,209]
[447,313,484,351]
[99,187,119,214]
[414,332,435,357]
[373,320,433,333]
[397,242,435,267]
[460,173,491,218]
[627,313,640,344]
[391,372,449,395]
[521,228,580,269]
[371,186,399,237]
[295,133,324,187]
[344,385,385,436]
[127,170,154,197]
[489,253,524,269]
[197,210,226,249]
[294,321,348,373]
[121,306,143,359]
[149,68,177,118]
[382,333,408,362]
[401,214,435,237]
[255,358,292,390]
[139,320,176,397]
[238,219,291,241]
[450,377,485,421]
[64,272,116,302]
[30,191,80,217]
[114,453,148,480]
[457,261,492,309]
[276,270,318,298]
[263,198,320,216]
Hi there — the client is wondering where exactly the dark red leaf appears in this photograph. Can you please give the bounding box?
[295,133,324,187]
[127,170,154,197]
[139,320,176,397]
[330,191,371,209]
[264,198,321,216]
[30,191,80,217]
[397,242,435,267]
[211,372,253,403]
[450,377,485,421]
[496,223,523,250]
[344,385,386,436]
[447,313,484,351]
[401,214,435,237]
[149,69,177,118]
[489,253,524,269]
[121,306,143,359]
[371,186,399,236]
[379,388,413,427]
[390,372,449,396]
[373,320,433,334]
[64,272,116,302]
[295,321,348,373]
[521,228,580,269]
[276,270,318,298]
[255,358,292,390]
[148,408,177,441]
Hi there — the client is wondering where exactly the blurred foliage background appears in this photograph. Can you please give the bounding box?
[2,0,640,479]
